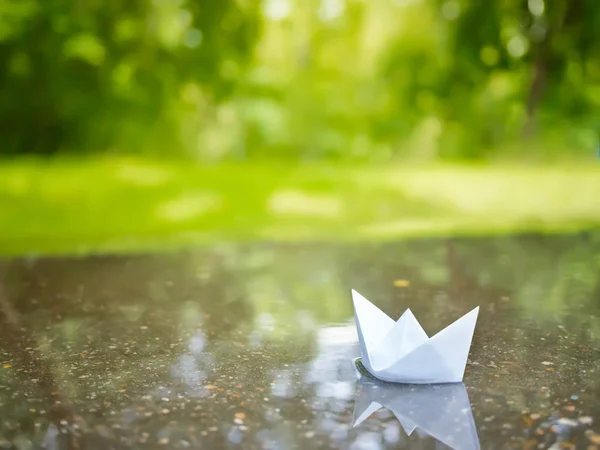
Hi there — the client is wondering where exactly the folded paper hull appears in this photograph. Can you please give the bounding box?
[352,289,479,384]
[354,357,463,384]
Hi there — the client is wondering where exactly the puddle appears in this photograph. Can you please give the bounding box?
[0,233,599,448]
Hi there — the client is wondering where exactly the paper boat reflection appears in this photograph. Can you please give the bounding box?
[353,376,480,450]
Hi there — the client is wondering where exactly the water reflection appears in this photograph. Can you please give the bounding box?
[353,378,479,450]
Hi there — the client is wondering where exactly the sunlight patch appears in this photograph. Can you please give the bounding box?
[361,218,462,237]
[268,190,342,218]
[116,164,172,186]
[156,192,220,222]
[2,174,29,195]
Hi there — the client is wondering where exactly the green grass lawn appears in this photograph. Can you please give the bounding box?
[1,157,600,256]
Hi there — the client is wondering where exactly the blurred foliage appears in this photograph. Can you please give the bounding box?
[0,0,260,156]
[1,0,599,161]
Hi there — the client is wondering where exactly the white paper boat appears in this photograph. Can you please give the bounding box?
[352,289,479,384]
[353,377,480,450]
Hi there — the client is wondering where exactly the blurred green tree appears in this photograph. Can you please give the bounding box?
[380,0,600,159]
[0,0,261,156]
[227,0,600,162]
[1,0,599,161]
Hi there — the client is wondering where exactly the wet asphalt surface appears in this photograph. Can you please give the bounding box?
[1,233,600,449]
